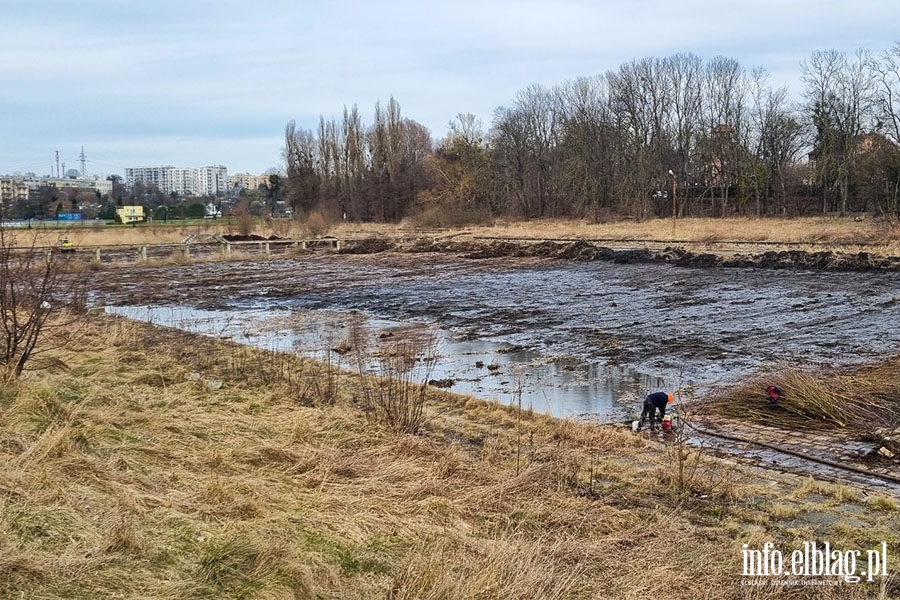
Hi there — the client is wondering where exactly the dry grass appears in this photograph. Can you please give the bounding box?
[0,315,897,599]
[22,215,900,256]
[461,216,900,251]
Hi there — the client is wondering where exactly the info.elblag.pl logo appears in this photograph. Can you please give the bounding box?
[742,542,889,584]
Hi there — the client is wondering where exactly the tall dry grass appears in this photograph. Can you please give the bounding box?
[462,216,900,249]
[0,315,896,599]
[23,215,900,255]
[349,320,439,434]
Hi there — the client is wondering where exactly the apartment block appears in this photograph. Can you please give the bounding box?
[229,172,259,191]
[199,165,228,196]
[125,165,229,196]
[0,177,30,203]
[125,166,177,193]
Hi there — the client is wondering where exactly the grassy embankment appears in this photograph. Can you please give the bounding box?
[1,314,898,599]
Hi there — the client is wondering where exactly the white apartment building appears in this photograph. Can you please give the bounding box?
[125,166,175,191]
[169,168,199,196]
[125,165,229,196]
[198,165,228,196]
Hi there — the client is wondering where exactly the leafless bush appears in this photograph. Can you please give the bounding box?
[234,200,253,236]
[0,226,86,381]
[298,326,343,406]
[267,217,296,239]
[646,396,738,498]
[410,204,491,229]
[349,319,439,434]
[303,210,331,238]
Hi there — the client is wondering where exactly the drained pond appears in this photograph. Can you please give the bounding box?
[93,253,900,420]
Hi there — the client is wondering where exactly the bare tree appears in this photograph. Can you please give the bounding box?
[750,75,805,216]
[802,49,877,214]
[492,84,562,218]
[872,43,900,146]
[284,120,320,216]
[0,225,83,381]
[664,53,704,216]
[341,105,368,220]
[555,76,618,219]
[609,58,673,218]
[701,56,753,216]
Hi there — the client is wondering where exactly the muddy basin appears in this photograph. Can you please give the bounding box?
[93,253,900,419]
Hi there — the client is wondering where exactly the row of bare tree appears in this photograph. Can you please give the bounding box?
[284,46,900,223]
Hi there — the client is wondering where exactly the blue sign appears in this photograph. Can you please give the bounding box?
[57,213,82,221]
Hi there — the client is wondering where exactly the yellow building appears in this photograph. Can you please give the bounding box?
[228,172,260,191]
[116,205,144,224]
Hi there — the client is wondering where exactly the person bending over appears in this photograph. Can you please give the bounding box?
[640,391,674,431]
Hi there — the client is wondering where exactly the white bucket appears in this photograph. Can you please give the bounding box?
[631,420,639,432]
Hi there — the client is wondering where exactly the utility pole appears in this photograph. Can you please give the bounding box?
[79,146,87,177]
[55,151,60,178]
[668,169,677,219]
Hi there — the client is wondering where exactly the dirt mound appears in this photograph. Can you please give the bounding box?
[322,236,900,271]
[403,239,483,253]
[222,234,284,242]
[719,250,900,271]
[339,238,398,254]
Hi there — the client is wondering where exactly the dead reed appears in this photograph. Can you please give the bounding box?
[706,361,900,430]
[348,319,439,434]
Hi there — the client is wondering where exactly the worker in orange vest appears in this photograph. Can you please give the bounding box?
[639,391,674,431]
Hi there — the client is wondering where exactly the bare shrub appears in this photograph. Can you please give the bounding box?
[349,319,439,434]
[0,226,86,381]
[303,210,331,238]
[695,231,723,247]
[267,217,296,239]
[233,200,253,236]
[410,204,491,229]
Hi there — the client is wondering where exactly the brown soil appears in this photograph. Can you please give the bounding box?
[338,238,900,271]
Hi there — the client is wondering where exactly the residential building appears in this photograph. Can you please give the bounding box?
[126,166,176,193]
[0,177,29,203]
[18,176,112,196]
[256,174,273,189]
[125,165,229,196]
[229,172,260,191]
[199,165,228,196]
[116,205,144,224]
[169,168,199,196]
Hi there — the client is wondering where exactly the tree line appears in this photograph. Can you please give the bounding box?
[285,46,900,223]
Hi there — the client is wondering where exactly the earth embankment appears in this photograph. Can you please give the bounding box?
[340,237,900,271]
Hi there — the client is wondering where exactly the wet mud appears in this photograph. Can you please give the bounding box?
[89,241,900,490]
[91,247,900,408]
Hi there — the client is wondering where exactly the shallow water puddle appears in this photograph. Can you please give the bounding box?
[105,304,666,419]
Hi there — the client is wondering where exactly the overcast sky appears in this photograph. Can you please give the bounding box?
[2,0,899,178]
